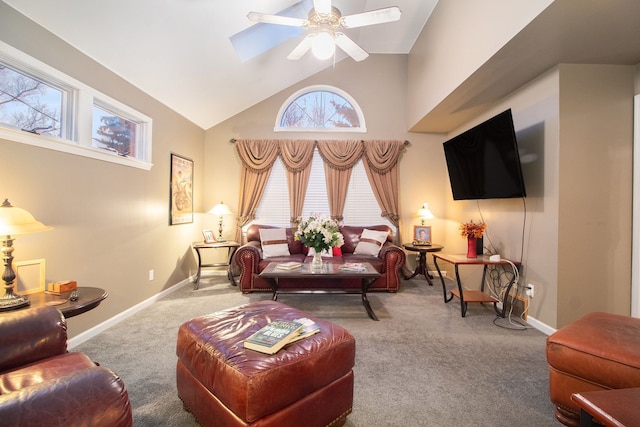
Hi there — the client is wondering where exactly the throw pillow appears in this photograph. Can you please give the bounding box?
[259,228,290,258]
[353,229,389,256]
[307,247,333,257]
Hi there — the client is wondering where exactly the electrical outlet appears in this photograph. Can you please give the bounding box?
[149,269,154,281]
[526,283,534,298]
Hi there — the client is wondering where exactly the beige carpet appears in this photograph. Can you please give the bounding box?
[74,275,558,426]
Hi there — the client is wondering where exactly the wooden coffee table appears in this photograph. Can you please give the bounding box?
[259,262,382,320]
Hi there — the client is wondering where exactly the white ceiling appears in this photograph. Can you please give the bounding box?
[4,0,438,130]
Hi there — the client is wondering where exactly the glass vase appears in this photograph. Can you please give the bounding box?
[467,237,478,258]
[311,251,323,271]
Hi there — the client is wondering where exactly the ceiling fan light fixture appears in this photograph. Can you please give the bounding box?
[311,30,335,60]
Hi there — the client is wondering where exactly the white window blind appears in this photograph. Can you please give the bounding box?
[252,149,395,233]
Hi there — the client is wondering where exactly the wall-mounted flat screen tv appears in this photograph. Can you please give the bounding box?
[443,109,527,200]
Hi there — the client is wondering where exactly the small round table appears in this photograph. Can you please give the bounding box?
[403,243,443,285]
[21,287,108,318]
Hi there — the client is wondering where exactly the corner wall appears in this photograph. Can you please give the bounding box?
[442,64,634,329]
[0,3,206,338]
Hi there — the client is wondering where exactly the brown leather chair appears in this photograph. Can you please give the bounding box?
[0,306,132,427]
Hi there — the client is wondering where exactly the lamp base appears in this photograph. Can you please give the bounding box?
[0,290,30,311]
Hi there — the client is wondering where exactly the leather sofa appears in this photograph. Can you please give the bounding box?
[234,224,406,293]
[0,306,133,427]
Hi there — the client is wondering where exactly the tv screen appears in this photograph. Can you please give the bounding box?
[443,109,526,200]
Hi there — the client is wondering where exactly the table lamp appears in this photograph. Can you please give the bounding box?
[0,199,52,311]
[209,202,232,242]
[417,202,434,225]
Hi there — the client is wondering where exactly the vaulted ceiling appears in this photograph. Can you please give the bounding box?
[3,0,438,130]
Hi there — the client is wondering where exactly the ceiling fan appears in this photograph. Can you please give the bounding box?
[247,0,402,62]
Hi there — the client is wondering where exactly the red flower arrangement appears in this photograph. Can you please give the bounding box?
[459,220,486,239]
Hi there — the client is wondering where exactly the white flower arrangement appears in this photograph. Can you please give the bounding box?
[294,214,344,253]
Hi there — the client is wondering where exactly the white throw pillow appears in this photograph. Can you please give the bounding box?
[354,229,389,256]
[307,247,333,257]
[259,228,290,258]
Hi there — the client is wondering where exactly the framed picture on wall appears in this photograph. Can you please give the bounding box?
[170,153,193,225]
[413,226,432,245]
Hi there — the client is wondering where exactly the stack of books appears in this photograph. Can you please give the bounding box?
[275,261,302,270]
[339,262,366,272]
[243,317,321,354]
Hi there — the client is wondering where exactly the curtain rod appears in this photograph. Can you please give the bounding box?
[229,138,410,145]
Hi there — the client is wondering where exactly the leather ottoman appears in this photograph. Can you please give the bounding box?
[176,301,356,427]
[546,312,640,426]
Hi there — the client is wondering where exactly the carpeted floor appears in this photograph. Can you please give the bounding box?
[74,274,558,426]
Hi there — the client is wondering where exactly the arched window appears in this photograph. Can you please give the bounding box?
[275,85,366,132]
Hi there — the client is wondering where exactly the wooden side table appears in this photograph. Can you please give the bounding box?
[402,243,443,285]
[16,287,108,318]
[432,253,520,317]
[192,241,240,289]
[572,387,640,426]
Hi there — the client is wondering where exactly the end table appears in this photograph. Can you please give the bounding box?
[192,241,240,289]
[11,287,108,318]
[402,243,443,285]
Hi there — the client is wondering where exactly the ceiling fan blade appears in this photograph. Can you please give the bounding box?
[287,34,314,60]
[313,0,332,15]
[247,12,308,27]
[340,6,402,28]
[334,33,368,62]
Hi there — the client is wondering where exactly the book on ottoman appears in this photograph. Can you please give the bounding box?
[243,319,303,354]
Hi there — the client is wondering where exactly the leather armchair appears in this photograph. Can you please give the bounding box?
[0,306,132,427]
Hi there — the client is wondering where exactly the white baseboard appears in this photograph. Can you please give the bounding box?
[428,270,446,278]
[525,315,556,336]
[68,277,193,349]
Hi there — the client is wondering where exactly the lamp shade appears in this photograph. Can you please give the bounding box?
[417,203,434,220]
[209,202,232,216]
[0,199,52,236]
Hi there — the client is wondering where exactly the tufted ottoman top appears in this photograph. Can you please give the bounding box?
[176,300,355,423]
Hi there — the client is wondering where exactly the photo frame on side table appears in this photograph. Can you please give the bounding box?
[202,229,216,243]
[14,259,46,295]
[170,153,193,225]
[413,226,432,245]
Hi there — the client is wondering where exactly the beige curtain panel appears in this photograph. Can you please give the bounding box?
[362,140,406,244]
[234,139,280,242]
[317,140,364,221]
[279,139,316,225]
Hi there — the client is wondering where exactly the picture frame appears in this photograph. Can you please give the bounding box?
[14,259,46,295]
[202,229,216,243]
[170,153,193,225]
[413,226,432,245]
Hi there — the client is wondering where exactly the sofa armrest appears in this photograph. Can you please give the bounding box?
[0,306,67,372]
[378,241,406,272]
[0,366,133,427]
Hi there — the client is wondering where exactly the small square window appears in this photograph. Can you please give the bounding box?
[92,104,138,157]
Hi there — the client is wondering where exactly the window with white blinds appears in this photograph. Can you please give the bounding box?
[251,149,394,232]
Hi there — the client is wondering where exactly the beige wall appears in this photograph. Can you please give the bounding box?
[407,0,552,129]
[556,64,634,326]
[0,4,206,337]
[204,54,447,272]
[438,64,635,329]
